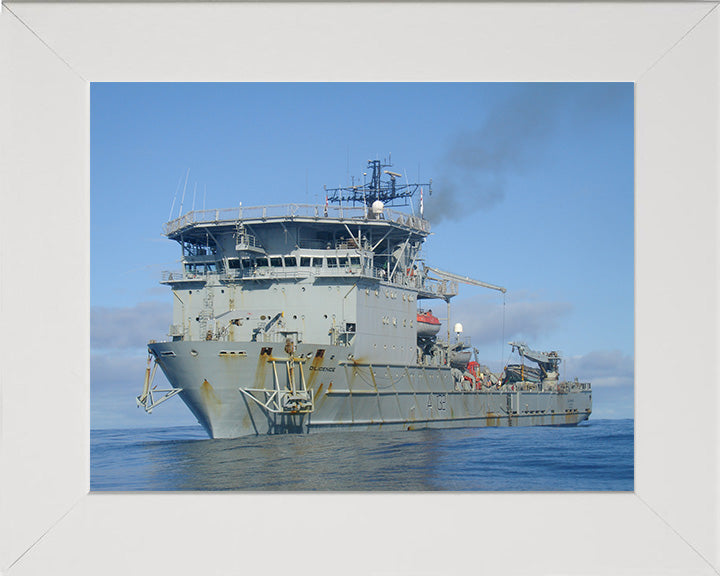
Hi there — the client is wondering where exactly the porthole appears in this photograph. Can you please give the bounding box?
[190,349,198,357]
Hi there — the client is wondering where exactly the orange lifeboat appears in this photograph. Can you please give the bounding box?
[416,310,441,337]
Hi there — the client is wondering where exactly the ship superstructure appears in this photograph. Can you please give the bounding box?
[138,159,591,438]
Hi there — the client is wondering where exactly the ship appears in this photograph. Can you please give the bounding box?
[137,158,592,438]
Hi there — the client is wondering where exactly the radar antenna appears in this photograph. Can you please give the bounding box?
[324,158,431,208]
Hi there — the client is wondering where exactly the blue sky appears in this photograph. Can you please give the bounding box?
[91,82,634,429]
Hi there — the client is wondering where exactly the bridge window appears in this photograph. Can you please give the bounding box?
[338,257,348,267]
[241,258,252,268]
[270,257,283,267]
[350,257,360,266]
[300,257,311,267]
[227,258,240,269]
[284,256,297,267]
[256,257,269,268]
[312,257,323,267]
[327,257,338,268]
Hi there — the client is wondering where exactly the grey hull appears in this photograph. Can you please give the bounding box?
[149,340,592,439]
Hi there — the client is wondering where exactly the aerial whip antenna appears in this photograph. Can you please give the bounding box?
[168,173,183,221]
[362,172,368,217]
[501,292,507,369]
[405,170,415,217]
[178,168,189,217]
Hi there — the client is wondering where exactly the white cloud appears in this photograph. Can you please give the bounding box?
[92,351,149,388]
[451,294,573,345]
[91,301,174,423]
[92,301,171,350]
[564,349,634,388]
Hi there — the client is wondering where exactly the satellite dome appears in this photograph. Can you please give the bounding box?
[371,200,384,216]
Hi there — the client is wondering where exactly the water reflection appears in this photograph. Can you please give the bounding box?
[91,420,634,492]
[146,430,445,491]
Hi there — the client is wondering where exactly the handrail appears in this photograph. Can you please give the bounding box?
[159,266,458,299]
[164,203,430,235]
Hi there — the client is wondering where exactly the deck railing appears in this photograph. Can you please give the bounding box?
[164,203,430,235]
[160,267,458,298]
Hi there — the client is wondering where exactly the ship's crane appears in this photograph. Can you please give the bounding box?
[422,265,506,347]
[508,341,561,376]
[424,265,506,294]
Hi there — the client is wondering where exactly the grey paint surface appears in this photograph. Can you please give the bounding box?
[145,204,592,438]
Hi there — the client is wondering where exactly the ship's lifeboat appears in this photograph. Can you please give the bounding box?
[417,310,441,337]
[449,349,472,370]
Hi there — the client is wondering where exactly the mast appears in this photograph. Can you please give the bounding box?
[324,158,432,208]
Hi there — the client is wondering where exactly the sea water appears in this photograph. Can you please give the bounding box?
[91,418,633,491]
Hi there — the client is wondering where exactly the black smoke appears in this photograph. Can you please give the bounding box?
[425,83,629,223]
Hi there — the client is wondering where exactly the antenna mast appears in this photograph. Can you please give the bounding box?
[324,157,431,208]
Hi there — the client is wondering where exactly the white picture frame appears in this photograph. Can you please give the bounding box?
[1,2,718,574]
